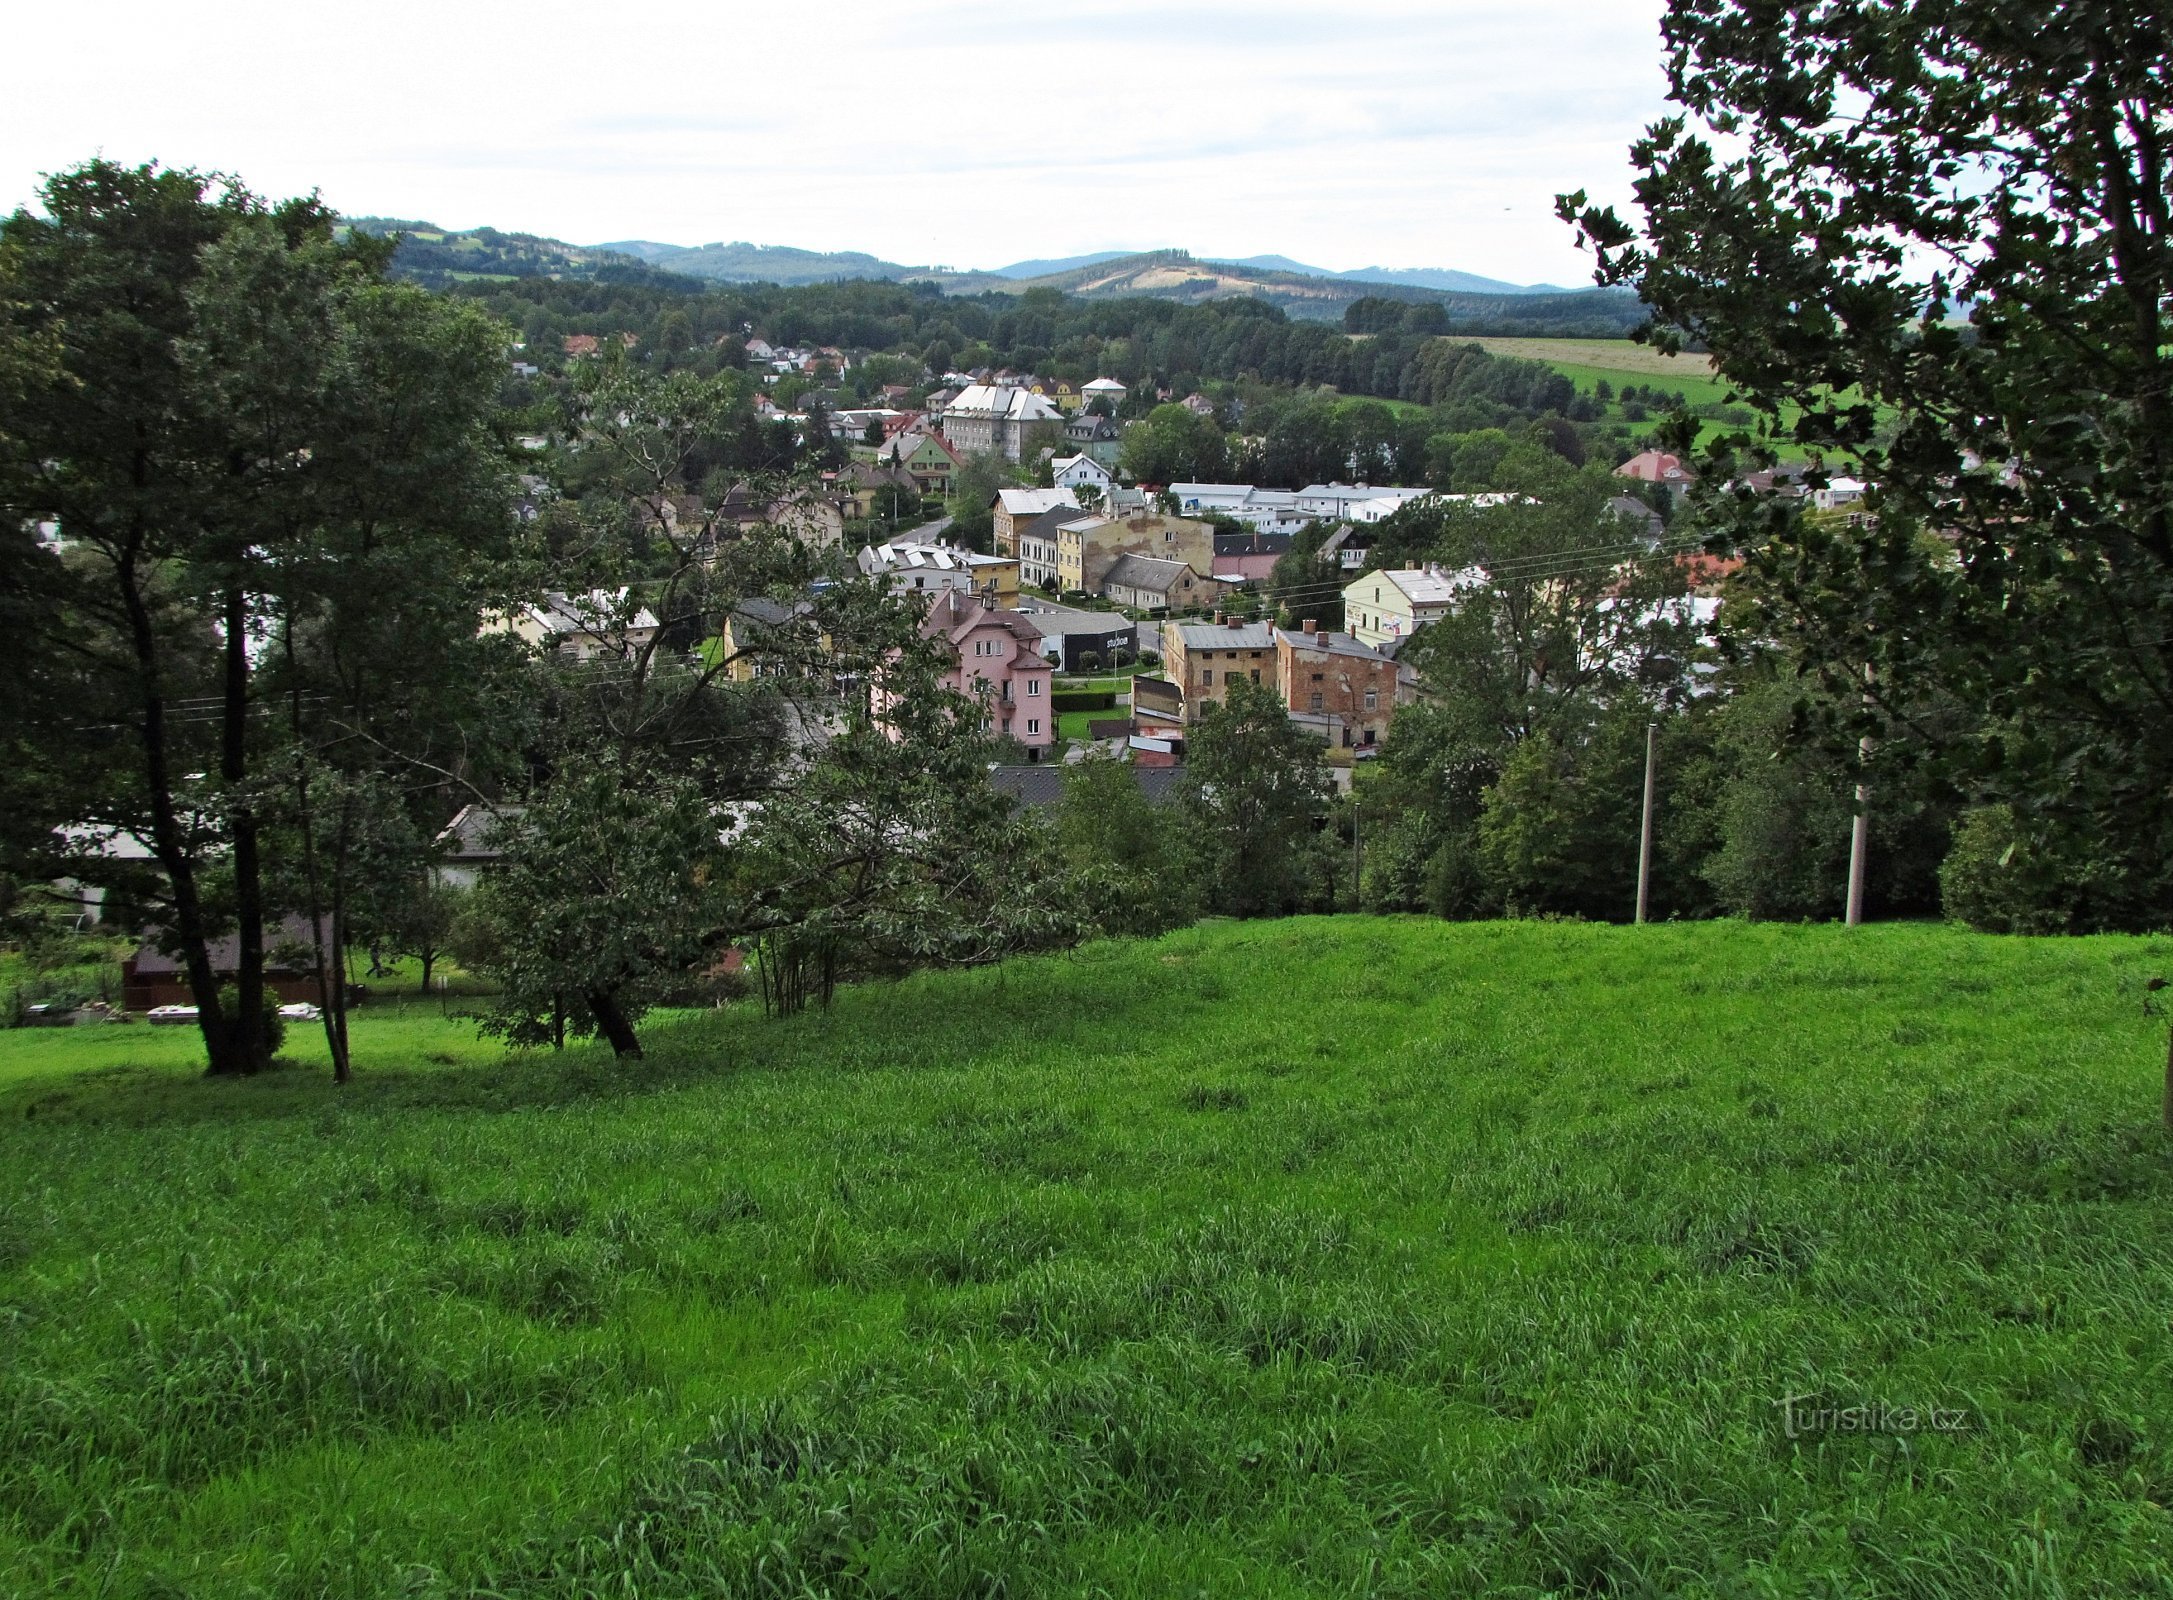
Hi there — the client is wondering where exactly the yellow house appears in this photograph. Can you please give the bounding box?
[1054,513,1216,595]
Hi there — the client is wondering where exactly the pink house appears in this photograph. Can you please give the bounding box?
[916,588,1056,759]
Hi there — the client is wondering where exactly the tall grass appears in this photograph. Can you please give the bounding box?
[2,918,2170,1595]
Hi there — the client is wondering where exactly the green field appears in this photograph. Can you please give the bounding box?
[0,1006,503,1091]
[5,918,2173,1595]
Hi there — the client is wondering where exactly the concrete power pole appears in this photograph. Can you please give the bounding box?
[1635,722,1657,924]
[1845,730,1872,927]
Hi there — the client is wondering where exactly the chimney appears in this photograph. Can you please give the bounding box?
[1302,618,1318,635]
[1212,610,1225,626]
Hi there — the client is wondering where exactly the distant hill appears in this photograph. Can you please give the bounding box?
[1229,254,1561,296]
[991,249,1635,330]
[987,250,1154,279]
[341,218,668,284]
[348,219,1635,332]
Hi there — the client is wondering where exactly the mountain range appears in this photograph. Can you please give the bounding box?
[343,220,1629,329]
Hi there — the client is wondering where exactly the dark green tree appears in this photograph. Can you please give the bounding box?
[1178,676,1332,917]
[0,160,510,1076]
[1561,0,2173,929]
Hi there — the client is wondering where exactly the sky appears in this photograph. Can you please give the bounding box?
[3,0,1674,286]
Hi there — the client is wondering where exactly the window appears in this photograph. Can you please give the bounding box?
[1364,689,1378,711]
[1311,671,1324,682]
[1027,718,1040,735]
[1310,692,1323,711]
[1250,668,1260,683]
[1201,669,1214,685]
[1027,678,1041,696]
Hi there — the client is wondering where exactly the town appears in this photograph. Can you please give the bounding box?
[4,2,2170,1594]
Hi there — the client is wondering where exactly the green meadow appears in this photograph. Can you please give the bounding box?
[4,918,2172,1596]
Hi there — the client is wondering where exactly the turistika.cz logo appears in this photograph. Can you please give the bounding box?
[1774,1393,1973,1439]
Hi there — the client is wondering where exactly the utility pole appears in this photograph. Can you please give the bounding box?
[1351,790,1362,907]
[1845,730,1871,927]
[1846,671,1875,928]
[1635,721,1657,924]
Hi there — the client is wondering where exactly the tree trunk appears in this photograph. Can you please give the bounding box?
[420,947,436,995]
[222,585,268,1074]
[587,988,644,1059]
[117,532,241,1075]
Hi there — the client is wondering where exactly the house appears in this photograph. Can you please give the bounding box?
[121,915,331,1011]
[940,383,1065,461]
[1062,410,1124,470]
[838,459,924,519]
[1180,392,1217,418]
[717,596,818,683]
[1615,450,1698,501]
[1606,494,1666,542]
[562,334,602,357]
[1274,622,1414,752]
[510,360,540,379]
[1162,618,1277,724]
[1211,551,1282,587]
[1813,476,1869,512]
[433,803,525,888]
[1342,565,1487,649]
[912,588,1056,759]
[1318,523,1371,572]
[490,590,661,662]
[859,541,1020,608]
[1015,598,1139,673]
[885,431,963,497]
[993,486,1080,556]
[1081,377,1128,409]
[1099,553,1223,614]
[1058,512,1216,596]
[712,484,849,551]
[1051,453,1115,499]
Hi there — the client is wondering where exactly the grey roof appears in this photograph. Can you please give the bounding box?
[130,914,331,978]
[1100,553,1198,595]
[990,763,1185,808]
[1276,626,1398,665]
[1016,601,1135,639]
[1172,621,1275,649]
[436,802,527,861]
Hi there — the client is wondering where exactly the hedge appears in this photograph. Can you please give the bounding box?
[1051,690,1118,713]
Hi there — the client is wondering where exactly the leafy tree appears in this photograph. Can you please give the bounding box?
[945,450,1017,553]
[1118,403,1230,484]
[1052,756,1197,936]
[1178,677,1332,917]
[0,160,509,1077]
[1562,0,2173,929]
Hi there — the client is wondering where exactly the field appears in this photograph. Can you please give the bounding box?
[5,918,2173,1595]
[1459,337,1726,389]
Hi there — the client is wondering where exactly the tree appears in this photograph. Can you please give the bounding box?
[0,161,511,1077]
[1052,756,1197,936]
[1178,677,1332,917]
[945,450,1016,554]
[1118,404,1229,485]
[1561,0,2173,929]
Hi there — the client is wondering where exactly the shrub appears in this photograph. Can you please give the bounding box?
[1051,690,1117,713]
[1940,805,2082,934]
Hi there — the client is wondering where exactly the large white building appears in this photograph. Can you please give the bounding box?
[940,384,1064,462]
[1295,483,1435,520]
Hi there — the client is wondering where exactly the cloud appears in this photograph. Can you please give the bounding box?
[1,0,1670,283]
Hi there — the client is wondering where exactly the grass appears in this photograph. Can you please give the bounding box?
[0,1006,503,1090]
[4,917,2173,1595]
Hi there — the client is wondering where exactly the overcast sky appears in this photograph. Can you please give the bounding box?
[4,0,1673,285]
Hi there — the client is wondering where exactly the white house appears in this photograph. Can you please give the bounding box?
[1051,453,1115,499]
[858,540,1013,602]
[1081,377,1128,408]
[1813,476,1869,512]
[493,590,661,662]
[1341,565,1488,648]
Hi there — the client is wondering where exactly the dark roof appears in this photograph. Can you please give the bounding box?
[989,763,1186,808]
